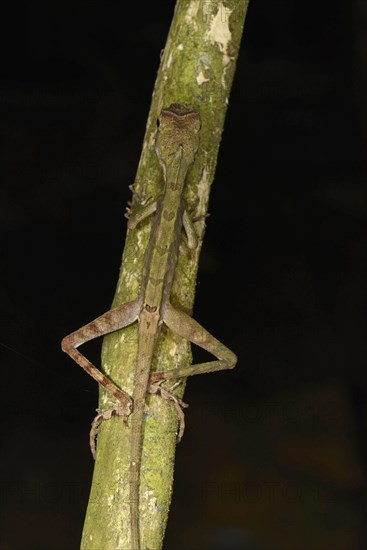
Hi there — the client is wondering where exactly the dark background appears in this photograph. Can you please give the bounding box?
[0,1,366,549]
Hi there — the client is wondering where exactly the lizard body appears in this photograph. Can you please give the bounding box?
[129,103,201,549]
[62,103,237,550]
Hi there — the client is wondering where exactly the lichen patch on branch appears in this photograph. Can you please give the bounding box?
[196,70,210,86]
[207,3,233,87]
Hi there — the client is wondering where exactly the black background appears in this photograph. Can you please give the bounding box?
[0,2,366,549]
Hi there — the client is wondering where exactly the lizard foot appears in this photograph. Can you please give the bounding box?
[191,211,210,223]
[125,183,152,218]
[90,404,130,459]
[148,383,188,442]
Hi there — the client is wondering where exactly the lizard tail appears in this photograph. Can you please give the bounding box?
[130,311,159,550]
[130,402,145,550]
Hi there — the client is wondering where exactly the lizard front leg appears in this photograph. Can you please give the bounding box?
[125,183,157,229]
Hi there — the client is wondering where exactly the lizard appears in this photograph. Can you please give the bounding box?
[61,102,237,550]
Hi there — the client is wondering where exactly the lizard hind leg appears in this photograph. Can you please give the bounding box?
[61,298,143,458]
[152,302,237,382]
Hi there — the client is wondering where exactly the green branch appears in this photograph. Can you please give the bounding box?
[80,1,250,549]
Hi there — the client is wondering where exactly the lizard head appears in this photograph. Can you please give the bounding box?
[155,103,201,172]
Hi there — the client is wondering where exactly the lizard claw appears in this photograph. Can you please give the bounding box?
[90,404,130,459]
[191,212,210,223]
[148,383,188,442]
[125,184,153,220]
[129,182,152,205]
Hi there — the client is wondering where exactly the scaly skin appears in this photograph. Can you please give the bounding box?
[129,104,201,549]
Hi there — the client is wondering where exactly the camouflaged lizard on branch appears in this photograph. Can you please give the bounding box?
[61,103,237,550]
